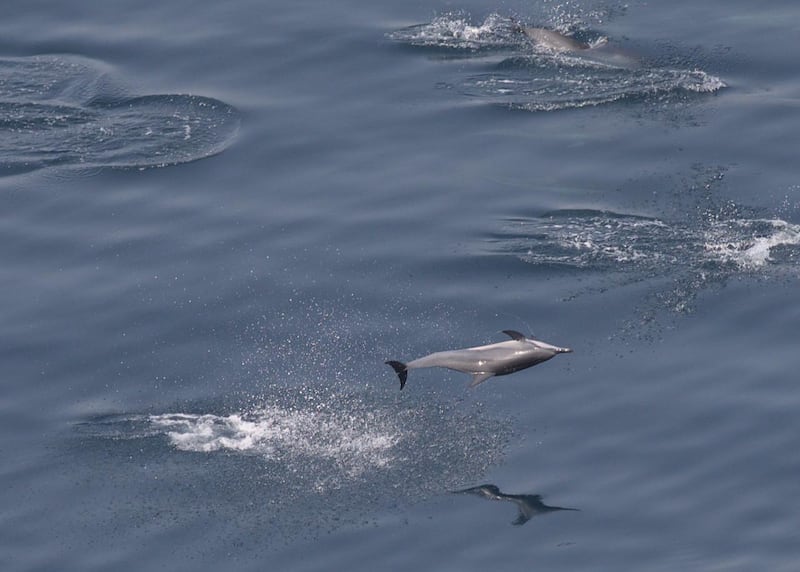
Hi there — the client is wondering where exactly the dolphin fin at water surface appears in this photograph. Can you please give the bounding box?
[385,330,572,390]
[509,19,640,68]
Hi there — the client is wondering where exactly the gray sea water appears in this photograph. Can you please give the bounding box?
[1,1,799,571]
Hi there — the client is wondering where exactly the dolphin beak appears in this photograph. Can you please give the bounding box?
[558,347,573,354]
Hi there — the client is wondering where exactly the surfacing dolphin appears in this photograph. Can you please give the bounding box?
[507,18,598,53]
[521,27,594,52]
[385,330,572,390]
[512,20,639,68]
[453,484,579,525]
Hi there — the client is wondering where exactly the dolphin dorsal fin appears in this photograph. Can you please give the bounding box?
[502,330,527,341]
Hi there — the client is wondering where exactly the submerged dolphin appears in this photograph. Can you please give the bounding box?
[514,22,639,68]
[507,18,597,53]
[521,27,593,52]
[453,484,579,525]
[385,330,572,390]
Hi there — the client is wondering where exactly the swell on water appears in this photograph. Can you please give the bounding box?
[0,55,240,176]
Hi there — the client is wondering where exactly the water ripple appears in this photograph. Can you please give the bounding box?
[389,13,726,111]
[77,385,511,501]
[486,208,800,315]
[0,55,240,176]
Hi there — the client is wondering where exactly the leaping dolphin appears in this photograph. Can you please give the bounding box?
[385,330,572,390]
[453,484,579,525]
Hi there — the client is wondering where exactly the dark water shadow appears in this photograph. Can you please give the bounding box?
[453,483,579,525]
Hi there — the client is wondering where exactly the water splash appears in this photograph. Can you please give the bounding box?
[491,210,800,272]
[149,405,398,478]
[77,385,511,496]
[486,209,800,315]
[702,218,800,270]
[71,292,512,547]
[387,13,526,51]
[389,13,725,111]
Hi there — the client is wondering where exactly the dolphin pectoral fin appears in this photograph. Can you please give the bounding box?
[385,361,408,390]
[502,330,527,341]
[469,372,494,387]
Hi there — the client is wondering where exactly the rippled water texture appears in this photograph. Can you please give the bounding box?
[487,205,800,315]
[491,210,800,272]
[389,13,726,111]
[0,56,239,175]
[3,0,800,570]
[74,384,511,544]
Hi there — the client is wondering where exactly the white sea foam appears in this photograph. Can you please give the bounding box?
[387,13,522,50]
[497,211,800,271]
[682,70,728,93]
[149,406,399,476]
[490,209,799,316]
[703,219,800,270]
[77,383,512,506]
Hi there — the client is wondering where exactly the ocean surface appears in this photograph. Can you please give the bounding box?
[1,1,799,570]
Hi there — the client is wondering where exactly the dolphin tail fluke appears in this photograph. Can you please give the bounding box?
[385,361,408,390]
